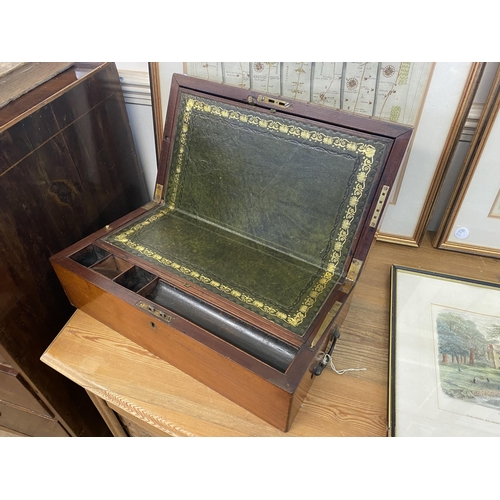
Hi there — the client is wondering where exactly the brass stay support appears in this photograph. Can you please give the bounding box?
[339,258,363,294]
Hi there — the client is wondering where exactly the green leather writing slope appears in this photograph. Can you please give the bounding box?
[50,73,413,430]
[105,92,390,337]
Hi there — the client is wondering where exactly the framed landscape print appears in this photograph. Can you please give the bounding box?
[389,266,500,437]
[433,65,500,257]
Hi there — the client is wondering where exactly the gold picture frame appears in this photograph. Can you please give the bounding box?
[376,62,484,246]
[433,64,500,257]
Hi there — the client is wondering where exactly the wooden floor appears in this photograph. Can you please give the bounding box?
[41,231,500,436]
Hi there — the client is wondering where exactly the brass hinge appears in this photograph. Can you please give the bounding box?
[339,258,363,294]
[142,201,159,210]
[370,185,390,228]
[153,183,164,203]
[310,301,343,348]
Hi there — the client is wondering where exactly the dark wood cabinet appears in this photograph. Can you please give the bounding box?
[0,62,150,436]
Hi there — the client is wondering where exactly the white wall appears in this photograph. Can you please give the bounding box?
[114,62,184,200]
[115,62,157,199]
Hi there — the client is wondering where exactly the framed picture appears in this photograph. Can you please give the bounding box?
[148,62,184,162]
[433,65,500,257]
[376,62,484,246]
[149,62,483,246]
[389,266,500,437]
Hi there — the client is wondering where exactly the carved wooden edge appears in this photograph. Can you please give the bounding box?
[85,390,127,437]
[84,386,195,437]
[111,408,157,437]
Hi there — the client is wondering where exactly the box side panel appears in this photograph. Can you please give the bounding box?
[52,262,293,431]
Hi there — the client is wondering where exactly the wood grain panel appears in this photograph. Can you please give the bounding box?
[0,402,68,437]
[0,62,149,437]
[0,364,52,416]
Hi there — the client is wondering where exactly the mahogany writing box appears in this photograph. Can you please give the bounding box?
[50,74,412,431]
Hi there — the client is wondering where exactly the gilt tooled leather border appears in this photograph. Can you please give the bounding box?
[108,94,383,332]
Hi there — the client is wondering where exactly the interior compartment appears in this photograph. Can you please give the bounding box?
[136,278,159,298]
[114,266,157,292]
[146,279,298,373]
[90,255,133,279]
[70,244,110,267]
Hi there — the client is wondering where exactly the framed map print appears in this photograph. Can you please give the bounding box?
[182,62,433,124]
[389,266,500,437]
[433,65,500,257]
[150,62,483,246]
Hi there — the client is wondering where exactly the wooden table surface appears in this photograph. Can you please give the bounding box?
[41,232,500,436]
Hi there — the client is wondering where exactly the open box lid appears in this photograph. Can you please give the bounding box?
[104,74,412,341]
